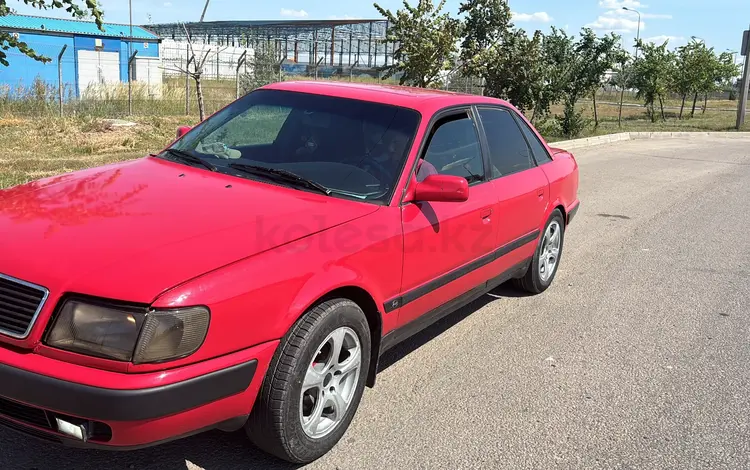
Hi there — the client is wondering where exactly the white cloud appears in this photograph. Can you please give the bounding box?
[280,8,308,18]
[586,15,644,32]
[599,0,646,9]
[511,11,553,23]
[163,1,172,6]
[643,35,684,45]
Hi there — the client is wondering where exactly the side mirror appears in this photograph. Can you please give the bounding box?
[413,174,469,203]
[176,125,192,139]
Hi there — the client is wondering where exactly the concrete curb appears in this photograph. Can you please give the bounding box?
[552,132,750,150]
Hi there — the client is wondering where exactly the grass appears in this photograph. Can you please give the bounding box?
[0,77,239,118]
[0,79,747,190]
[538,100,747,142]
[0,115,198,189]
[0,74,397,119]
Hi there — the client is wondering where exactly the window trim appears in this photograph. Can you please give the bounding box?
[474,105,537,181]
[509,110,554,166]
[399,105,489,206]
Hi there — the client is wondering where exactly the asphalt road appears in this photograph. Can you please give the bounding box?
[2,136,750,469]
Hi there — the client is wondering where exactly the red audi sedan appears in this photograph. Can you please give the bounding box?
[0,81,579,463]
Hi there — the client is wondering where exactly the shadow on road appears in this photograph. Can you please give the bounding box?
[378,282,528,373]
[0,283,525,470]
[0,426,301,470]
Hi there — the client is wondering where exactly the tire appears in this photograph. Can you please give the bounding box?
[246,298,371,464]
[514,209,565,294]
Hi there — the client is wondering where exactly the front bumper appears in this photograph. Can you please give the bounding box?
[0,339,278,448]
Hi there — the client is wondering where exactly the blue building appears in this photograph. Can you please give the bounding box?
[0,14,160,97]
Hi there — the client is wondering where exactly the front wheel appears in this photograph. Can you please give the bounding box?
[246,299,371,464]
[514,210,565,294]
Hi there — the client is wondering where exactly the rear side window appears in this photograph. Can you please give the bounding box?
[477,108,534,178]
[421,112,484,184]
[514,114,553,164]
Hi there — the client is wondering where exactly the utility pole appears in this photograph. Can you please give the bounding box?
[736,27,750,130]
[200,0,211,22]
[623,7,641,60]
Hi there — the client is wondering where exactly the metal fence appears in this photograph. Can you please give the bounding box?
[0,41,395,119]
[0,42,743,120]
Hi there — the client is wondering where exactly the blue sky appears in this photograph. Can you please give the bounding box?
[12,0,750,63]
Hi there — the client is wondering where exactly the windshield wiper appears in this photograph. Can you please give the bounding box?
[161,148,217,172]
[228,163,331,195]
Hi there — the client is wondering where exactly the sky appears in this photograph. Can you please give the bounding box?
[11,0,750,64]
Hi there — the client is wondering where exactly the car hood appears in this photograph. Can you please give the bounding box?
[0,157,379,302]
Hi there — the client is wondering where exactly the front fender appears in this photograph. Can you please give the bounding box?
[150,207,404,368]
[287,265,386,328]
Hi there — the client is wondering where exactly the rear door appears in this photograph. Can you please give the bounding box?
[514,112,580,215]
[475,106,550,272]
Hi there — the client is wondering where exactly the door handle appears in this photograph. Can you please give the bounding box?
[480,208,493,219]
[537,188,545,198]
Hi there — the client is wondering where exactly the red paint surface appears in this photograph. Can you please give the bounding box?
[0,81,578,447]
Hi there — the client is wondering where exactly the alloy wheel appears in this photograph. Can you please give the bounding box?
[299,326,362,439]
[539,220,561,283]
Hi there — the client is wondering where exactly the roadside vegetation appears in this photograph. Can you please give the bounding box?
[0,115,196,189]
[377,0,742,139]
[0,0,747,189]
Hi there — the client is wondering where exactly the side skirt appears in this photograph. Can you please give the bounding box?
[379,258,531,354]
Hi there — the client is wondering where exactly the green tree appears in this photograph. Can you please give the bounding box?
[459,0,557,122]
[241,46,282,93]
[631,39,675,122]
[609,48,631,127]
[374,0,461,88]
[715,51,741,97]
[683,41,715,117]
[690,41,718,116]
[540,27,581,136]
[0,1,103,66]
[700,51,740,113]
[482,29,550,120]
[577,29,620,127]
[541,27,619,136]
[458,0,512,78]
[672,40,703,119]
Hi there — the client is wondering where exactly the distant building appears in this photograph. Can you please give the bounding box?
[0,14,161,98]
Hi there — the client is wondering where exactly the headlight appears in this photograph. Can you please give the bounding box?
[47,299,210,364]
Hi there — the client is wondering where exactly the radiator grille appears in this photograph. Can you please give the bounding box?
[0,273,48,338]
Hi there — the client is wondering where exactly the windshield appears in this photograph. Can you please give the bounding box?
[168,89,420,203]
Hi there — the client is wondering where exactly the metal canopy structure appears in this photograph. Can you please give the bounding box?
[145,19,394,69]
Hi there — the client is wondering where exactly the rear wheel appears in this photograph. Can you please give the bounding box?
[246,299,370,464]
[514,209,565,294]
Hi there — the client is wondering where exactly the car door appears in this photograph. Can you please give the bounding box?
[393,108,500,329]
[475,106,550,273]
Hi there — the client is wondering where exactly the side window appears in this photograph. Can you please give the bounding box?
[201,104,292,148]
[477,108,534,178]
[514,114,553,164]
[420,112,484,184]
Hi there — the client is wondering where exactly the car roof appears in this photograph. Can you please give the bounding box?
[262,80,513,111]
